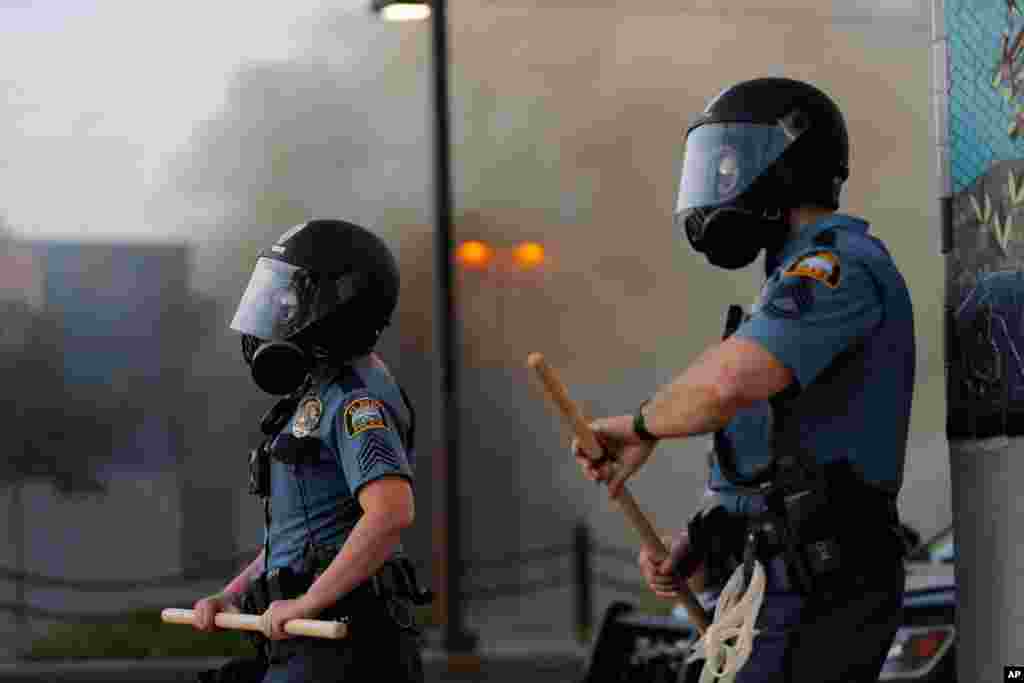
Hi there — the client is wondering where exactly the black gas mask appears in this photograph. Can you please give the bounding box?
[674,111,809,270]
[682,204,787,270]
[241,333,312,396]
[231,257,363,396]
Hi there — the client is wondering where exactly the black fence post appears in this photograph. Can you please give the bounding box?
[574,521,592,644]
[11,481,26,655]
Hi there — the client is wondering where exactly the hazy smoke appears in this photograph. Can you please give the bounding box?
[146,9,443,564]
[159,14,432,297]
[140,2,944,621]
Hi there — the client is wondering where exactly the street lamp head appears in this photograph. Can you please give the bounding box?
[513,242,546,270]
[456,240,494,270]
[371,0,431,21]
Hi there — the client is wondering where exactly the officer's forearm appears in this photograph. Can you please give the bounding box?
[644,382,733,439]
[221,549,265,602]
[644,345,738,438]
[300,513,405,613]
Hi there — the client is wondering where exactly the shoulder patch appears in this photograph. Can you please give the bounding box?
[343,397,390,438]
[783,250,841,288]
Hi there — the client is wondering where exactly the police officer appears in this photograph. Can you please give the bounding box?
[191,219,427,682]
[574,78,913,682]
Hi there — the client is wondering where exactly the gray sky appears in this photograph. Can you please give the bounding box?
[0,0,364,241]
[0,0,929,243]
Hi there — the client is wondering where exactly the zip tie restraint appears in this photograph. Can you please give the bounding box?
[689,559,766,683]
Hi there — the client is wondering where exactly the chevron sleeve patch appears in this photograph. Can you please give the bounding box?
[355,431,402,477]
[330,389,413,492]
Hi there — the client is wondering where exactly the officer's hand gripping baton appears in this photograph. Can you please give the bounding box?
[160,608,348,639]
[526,352,711,634]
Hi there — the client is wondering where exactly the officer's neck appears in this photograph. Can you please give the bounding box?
[786,206,835,242]
[310,359,347,384]
[765,207,837,276]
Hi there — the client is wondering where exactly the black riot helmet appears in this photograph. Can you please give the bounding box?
[674,78,850,270]
[230,219,400,395]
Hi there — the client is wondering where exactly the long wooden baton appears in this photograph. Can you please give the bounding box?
[526,352,710,634]
[160,608,349,639]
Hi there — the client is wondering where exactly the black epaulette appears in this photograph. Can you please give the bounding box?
[260,396,301,436]
[813,229,837,247]
[722,304,746,340]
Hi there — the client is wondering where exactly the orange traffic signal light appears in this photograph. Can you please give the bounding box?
[455,240,494,269]
[513,242,545,270]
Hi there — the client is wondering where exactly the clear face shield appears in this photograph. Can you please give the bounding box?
[229,257,348,342]
[230,257,366,396]
[672,111,809,232]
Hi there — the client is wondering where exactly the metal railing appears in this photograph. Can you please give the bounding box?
[0,522,646,640]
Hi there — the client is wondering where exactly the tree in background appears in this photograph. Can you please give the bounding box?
[0,221,111,497]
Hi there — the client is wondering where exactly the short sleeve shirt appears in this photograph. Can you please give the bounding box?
[265,356,414,571]
[712,214,915,509]
[739,241,883,390]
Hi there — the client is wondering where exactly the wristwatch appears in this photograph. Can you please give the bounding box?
[632,400,659,442]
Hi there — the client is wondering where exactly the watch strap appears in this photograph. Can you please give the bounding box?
[633,400,659,442]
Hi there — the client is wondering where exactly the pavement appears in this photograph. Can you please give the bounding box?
[0,585,613,682]
[0,645,589,683]
[0,629,591,683]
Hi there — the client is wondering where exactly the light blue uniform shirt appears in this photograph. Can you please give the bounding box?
[264,354,415,572]
[712,214,915,514]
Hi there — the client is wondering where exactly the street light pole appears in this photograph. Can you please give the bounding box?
[373,0,476,653]
[428,0,476,654]
[9,480,26,656]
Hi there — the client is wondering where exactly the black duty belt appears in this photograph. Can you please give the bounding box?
[696,464,903,596]
[742,488,902,595]
[243,561,424,616]
[239,557,429,664]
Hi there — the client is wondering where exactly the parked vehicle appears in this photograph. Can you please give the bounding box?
[582,524,957,682]
[880,524,956,681]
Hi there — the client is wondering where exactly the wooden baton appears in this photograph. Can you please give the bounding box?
[160,608,349,640]
[525,352,711,634]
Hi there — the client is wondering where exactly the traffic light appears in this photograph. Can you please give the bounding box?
[455,240,494,270]
[513,242,545,270]
[455,241,547,271]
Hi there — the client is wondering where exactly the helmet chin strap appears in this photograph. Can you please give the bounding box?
[766,207,793,248]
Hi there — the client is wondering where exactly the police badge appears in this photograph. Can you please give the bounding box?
[292,396,323,438]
